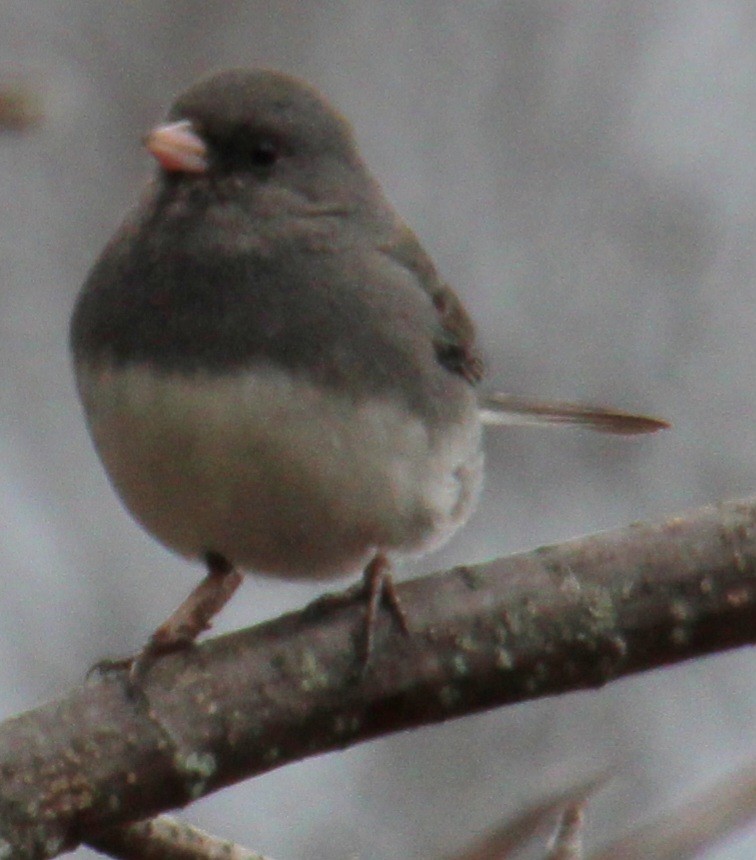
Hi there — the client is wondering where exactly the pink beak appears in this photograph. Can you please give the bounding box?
[145,120,208,174]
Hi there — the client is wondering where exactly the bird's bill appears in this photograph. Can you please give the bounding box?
[479,393,670,435]
[145,120,209,174]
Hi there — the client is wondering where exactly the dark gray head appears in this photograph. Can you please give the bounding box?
[145,69,373,208]
[172,69,357,162]
[71,68,413,384]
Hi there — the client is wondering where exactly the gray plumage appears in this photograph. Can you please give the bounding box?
[71,70,484,578]
[71,69,665,585]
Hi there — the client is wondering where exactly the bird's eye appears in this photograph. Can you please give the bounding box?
[249,139,279,167]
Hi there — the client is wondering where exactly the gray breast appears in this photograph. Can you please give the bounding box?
[70,193,469,428]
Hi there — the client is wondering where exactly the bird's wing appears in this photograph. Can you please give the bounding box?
[380,223,484,384]
[479,393,669,434]
[379,226,668,438]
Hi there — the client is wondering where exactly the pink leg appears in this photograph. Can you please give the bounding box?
[361,553,410,664]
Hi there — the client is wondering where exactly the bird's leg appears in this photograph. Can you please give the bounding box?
[89,552,242,687]
[126,552,242,685]
[361,553,410,664]
[143,551,242,655]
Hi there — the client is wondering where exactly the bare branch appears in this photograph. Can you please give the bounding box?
[0,81,42,131]
[547,800,586,860]
[448,775,603,860]
[1,496,756,859]
[89,816,274,860]
[589,760,756,859]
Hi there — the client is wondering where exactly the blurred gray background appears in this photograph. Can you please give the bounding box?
[1,2,755,857]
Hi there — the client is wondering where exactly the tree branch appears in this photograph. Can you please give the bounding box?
[88,816,274,860]
[2,496,756,859]
[590,759,756,859]
[449,774,603,860]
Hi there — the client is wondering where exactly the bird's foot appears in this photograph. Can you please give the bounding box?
[88,553,242,693]
[301,554,410,669]
[360,553,410,666]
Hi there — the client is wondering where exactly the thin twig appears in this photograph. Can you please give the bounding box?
[89,815,275,860]
[547,800,586,859]
[589,759,756,859]
[448,775,603,859]
[0,81,42,131]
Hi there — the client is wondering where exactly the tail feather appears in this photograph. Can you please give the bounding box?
[479,394,669,435]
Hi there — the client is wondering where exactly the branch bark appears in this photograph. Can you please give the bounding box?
[2,496,756,859]
[88,816,274,860]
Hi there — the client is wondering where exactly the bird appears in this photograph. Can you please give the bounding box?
[70,68,667,670]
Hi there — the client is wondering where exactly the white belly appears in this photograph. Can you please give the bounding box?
[75,363,484,579]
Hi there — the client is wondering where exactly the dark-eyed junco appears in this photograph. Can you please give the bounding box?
[70,69,666,667]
